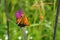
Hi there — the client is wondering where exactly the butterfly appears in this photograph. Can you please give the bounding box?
[16,14,29,27]
[15,10,30,27]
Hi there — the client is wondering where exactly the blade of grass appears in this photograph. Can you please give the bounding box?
[22,27,27,40]
[53,0,60,40]
[4,0,9,40]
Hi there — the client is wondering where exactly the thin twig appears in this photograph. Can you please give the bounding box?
[4,0,9,40]
[21,27,27,40]
[53,0,60,40]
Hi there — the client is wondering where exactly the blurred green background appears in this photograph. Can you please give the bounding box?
[0,0,60,40]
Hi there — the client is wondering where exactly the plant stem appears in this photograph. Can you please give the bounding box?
[4,0,9,40]
[53,0,60,40]
[22,27,27,40]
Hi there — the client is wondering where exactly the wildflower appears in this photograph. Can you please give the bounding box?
[25,30,28,34]
[5,35,8,40]
[18,36,22,40]
[0,39,2,40]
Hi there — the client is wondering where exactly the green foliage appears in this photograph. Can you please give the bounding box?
[0,0,60,40]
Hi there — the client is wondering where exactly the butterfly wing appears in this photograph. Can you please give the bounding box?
[16,18,22,24]
[23,16,30,26]
[16,14,30,26]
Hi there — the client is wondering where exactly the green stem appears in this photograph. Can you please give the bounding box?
[4,0,9,40]
[22,27,27,40]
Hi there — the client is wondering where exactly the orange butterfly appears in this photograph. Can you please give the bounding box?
[16,14,30,27]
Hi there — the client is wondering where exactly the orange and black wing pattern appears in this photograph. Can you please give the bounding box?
[16,17,22,25]
[23,16,30,26]
[16,15,30,27]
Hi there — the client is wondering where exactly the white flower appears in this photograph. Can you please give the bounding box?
[18,36,22,40]
[0,39,2,40]
[5,35,8,40]
[25,30,28,34]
